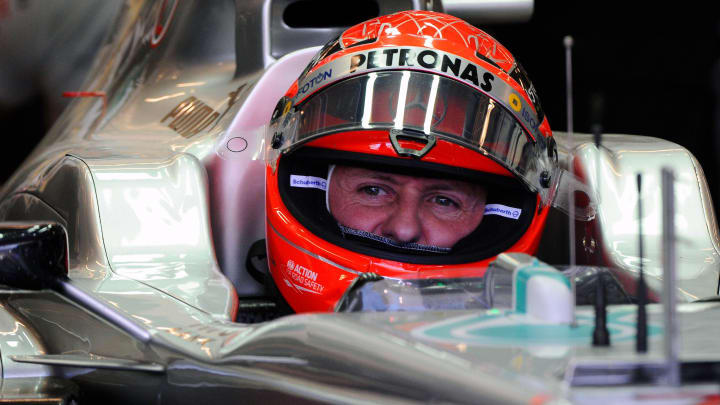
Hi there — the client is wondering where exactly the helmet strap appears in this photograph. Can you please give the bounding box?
[337,224,451,254]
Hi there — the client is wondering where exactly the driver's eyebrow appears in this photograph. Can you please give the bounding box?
[363,174,468,192]
[365,173,400,184]
[423,181,484,196]
[423,183,458,192]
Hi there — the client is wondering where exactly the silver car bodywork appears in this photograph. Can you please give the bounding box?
[0,1,718,403]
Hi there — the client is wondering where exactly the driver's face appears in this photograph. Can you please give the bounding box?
[328,166,487,248]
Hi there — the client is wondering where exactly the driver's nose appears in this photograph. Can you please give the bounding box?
[380,196,422,244]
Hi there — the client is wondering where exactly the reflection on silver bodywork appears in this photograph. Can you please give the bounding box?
[90,153,235,316]
[11,353,165,373]
[0,157,110,280]
[209,46,320,295]
[555,132,720,300]
[0,299,51,379]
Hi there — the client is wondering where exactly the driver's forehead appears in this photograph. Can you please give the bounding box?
[332,166,483,193]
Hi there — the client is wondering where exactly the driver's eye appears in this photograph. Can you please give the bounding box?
[360,186,383,196]
[432,196,457,207]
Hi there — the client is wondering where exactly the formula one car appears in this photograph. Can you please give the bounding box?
[1,1,719,404]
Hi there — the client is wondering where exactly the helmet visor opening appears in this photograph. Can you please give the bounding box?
[277,147,537,265]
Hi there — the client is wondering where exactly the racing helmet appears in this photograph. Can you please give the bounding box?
[265,11,558,313]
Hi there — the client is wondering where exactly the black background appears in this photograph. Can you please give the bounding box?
[1,1,719,214]
[486,2,720,215]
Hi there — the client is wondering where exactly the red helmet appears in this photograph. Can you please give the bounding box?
[265,11,557,313]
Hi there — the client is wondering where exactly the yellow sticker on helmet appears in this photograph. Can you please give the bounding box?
[509,93,522,112]
[283,100,292,115]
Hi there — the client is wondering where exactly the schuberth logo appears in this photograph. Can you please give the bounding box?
[484,204,522,220]
[290,175,327,191]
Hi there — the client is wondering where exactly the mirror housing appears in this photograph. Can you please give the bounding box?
[0,222,69,290]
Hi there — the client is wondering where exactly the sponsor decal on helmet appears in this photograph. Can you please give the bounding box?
[508,93,522,112]
[297,69,333,98]
[484,204,522,219]
[290,175,327,191]
[282,99,292,115]
[521,107,539,131]
[295,46,542,142]
[286,259,324,294]
[348,49,494,92]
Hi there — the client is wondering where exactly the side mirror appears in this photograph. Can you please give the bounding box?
[0,222,69,290]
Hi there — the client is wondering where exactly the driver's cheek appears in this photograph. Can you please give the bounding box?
[339,204,389,234]
[418,210,456,248]
[421,205,476,248]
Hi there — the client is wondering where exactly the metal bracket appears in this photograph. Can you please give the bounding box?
[389,128,436,158]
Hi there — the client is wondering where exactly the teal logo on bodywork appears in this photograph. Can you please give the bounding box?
[412,308,662,346]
